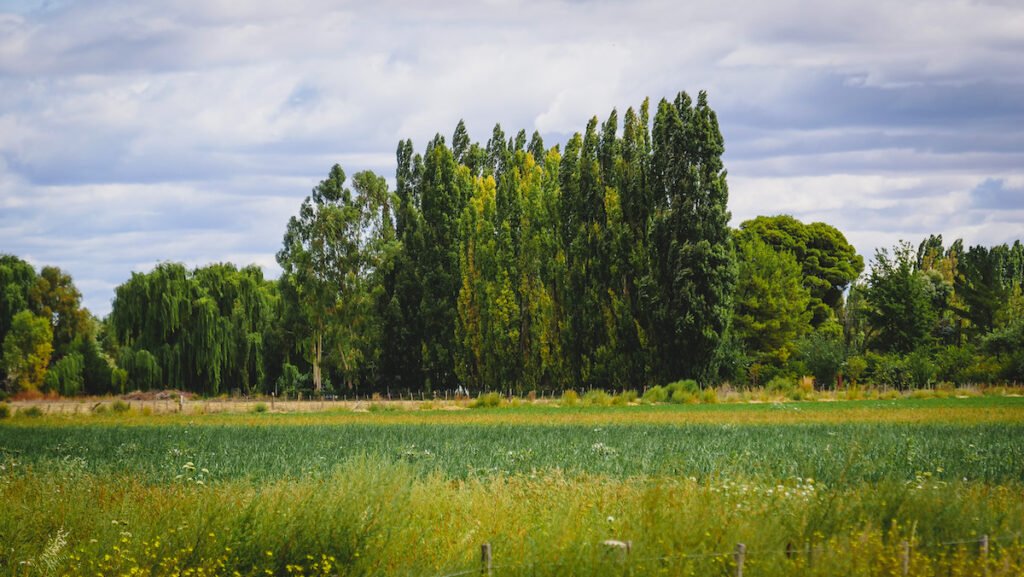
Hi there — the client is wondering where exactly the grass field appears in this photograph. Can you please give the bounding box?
[1,397,1023,576]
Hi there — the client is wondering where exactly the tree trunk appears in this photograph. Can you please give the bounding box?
[312,327,323,393]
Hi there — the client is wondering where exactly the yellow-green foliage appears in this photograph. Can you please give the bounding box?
[470,392,504,408]
[560,390,579,407]
[1,463,1022,577]
[582,390,612,406]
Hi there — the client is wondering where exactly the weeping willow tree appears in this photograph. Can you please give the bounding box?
[109,263,277,394]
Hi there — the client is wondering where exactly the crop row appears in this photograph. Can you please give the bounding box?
[2,422,1022,485]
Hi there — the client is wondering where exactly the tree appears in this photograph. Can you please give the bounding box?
[732,233,812,371]
[0,255,37,348]
[1,310,53,393]
[277,164,381,393]
[417,137,472,390]
[647,91,736,384]
[30,265,89,358]
[863,241,937,353]
[739,216,863,325]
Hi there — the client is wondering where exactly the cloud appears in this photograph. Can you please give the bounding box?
[0,0,1022,315]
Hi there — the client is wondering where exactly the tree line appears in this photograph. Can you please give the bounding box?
[2,91,1022,398]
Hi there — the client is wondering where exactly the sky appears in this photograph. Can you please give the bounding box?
[1,0,1023,316]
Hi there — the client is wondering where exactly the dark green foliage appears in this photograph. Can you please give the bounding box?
[864,242,938,353]
[732,233,812,368]
[0,255,36,349]
[417,137,471,390]
[797,323,846,389]
[647,92,736,385]
[739,216,863,326]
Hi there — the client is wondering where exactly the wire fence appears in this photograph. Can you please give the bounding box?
[434,532,1022,577]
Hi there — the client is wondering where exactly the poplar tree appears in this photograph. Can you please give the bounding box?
[418,137,472,390]
[648,91,736,385]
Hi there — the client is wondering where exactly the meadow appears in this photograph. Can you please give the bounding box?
[1,397,1023,576]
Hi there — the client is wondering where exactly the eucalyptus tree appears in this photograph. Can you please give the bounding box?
[277,164,390,393]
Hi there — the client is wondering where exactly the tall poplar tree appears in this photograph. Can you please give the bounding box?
[647,91,736,385]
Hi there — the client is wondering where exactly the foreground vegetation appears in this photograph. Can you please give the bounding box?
[3,461,1022,577]
[2,398,1023,575]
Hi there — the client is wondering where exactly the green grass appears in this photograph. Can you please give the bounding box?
[1,397,1023,576]
[1,421,1022,484]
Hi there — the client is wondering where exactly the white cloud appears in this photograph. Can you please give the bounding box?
[0,0,1022,315]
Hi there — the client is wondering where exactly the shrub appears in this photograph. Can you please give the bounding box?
[845,355,868,386]
[612,390,638,406]
[670,389,697,404]
[560,390,579,407]
[111,400,130,413]
[0,403,9,419]
[469,392,503,409]
[641,386,667,404]
[251,402,268,413]
[92,403,109,415]
[701,388,718,404]
[19,405,43,418]
[765,375,795,394]
[663,379,700,403]
[582,390,612,407]
[905,349,937,389]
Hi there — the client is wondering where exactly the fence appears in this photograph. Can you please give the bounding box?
[437,533,1020,577]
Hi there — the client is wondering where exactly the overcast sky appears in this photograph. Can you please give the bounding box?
[2,0,1023,316]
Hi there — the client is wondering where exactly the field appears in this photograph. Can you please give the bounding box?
[1,397,1023,576]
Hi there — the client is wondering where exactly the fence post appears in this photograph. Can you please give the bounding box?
[900,541,910,577]
[734,543,746,577]
[480,543,492,577]
[981,534,989,577]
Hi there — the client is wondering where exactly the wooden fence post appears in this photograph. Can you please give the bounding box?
[480,543,492,577]
[900,541,910,577]
[734,543,746,577]
[981,534,989,577]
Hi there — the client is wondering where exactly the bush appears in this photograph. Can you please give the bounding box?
[251,402,268,413]
[560,390,579,407]
[798,326,846,389]
[765,375,795,394]
[905,349,937,388]
[845,355,868,385]
[469,392,503,409]
[92,403,109,415]
[670,389,697,404]
[19,405,43,418]
[641,386,667,404]
[612,390,638,406]
[664,379,700,403]
[0,403,9,419]
[582,390,612,407]
[700,388,718,404]
[111,400,130,413]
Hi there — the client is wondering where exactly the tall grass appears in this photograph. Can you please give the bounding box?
[0,461,1021,576]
